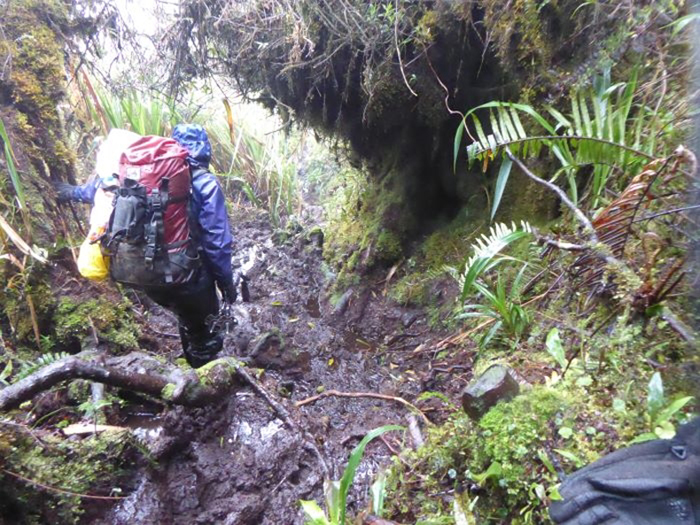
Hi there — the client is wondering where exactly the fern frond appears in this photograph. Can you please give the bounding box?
[455,71,655,209]
[17,352,71,382]
[447,221,533,300]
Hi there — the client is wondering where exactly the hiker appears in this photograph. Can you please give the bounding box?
[55,125,235,368]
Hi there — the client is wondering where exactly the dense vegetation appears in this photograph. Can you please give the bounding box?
[0,0,698,523]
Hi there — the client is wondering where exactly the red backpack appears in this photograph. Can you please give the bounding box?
[103,136,200,287]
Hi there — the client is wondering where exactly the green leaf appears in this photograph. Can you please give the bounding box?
[612,398,626,413]
[471,461,502,483]
[553,448,584,468]
[654,420,676,440]
[338,425,403,525]
[629,432,658,444]
[537,449,557,476]
[558,426,573,439]
[647,372,665,419]
[656,396,694,425]
[471,115,490,157]
[454,118,466,173]
[545,328,567,369]
[575,376,593,387]
[490,157,512,222]
[325,479,341,524]
[0,360,12,386]
[300,500,331,525]
[667,13,700,36]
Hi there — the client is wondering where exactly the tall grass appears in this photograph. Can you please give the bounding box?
[0,117,26,213]
[0,119,43,348]
[74,79,301,226]
[77,73,183,136]
[208,109,301,227]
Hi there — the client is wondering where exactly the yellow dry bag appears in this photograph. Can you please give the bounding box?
[77,239,109,281]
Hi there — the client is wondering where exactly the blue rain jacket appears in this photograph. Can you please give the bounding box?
[72,177,101,203]
[173,124,234,288]
[72,125,234,288]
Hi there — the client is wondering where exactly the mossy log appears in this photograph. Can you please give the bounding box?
[0,352,243,411]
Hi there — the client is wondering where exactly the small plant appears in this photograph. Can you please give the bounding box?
[631,372,693,442]
[545,328,567,369]
[300,425,403,525]
[460,264,531,346]
[447,221,533,301]
[17,352,71,382]
[447,221,534,346]
[78,398,113,422]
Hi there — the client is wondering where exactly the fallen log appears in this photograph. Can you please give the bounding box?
[0,350,331,478]
[0,351,239,411]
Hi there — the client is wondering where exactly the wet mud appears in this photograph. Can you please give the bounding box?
[95,207,471,524]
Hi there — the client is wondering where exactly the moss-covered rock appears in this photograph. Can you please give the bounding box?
[54,297,141,351]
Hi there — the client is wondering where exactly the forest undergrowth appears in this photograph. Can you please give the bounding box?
[1,1,699,524]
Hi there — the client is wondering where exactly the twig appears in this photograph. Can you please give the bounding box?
[2,468,126,500]
[507,150,597,241]
[394,0,417,97]
[295,389,432,426]
[234,365,330,478]
[539,236,587,251]
[633,204,700,224]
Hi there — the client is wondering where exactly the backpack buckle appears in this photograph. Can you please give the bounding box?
[144,242,155,264]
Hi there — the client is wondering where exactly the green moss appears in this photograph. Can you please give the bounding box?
[386,380,639,524]
[3,276,56,346]
[54,297,140,351]
[375,230,403,263]
[1,0,74,180]
[161,383,177,401]
[195,357,241,388]
[3,429,134,523]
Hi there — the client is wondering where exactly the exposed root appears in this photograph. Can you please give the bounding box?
[295,389,432,426]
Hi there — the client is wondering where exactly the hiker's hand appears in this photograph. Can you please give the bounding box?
[220,279,237,304]
[53,181,76,203]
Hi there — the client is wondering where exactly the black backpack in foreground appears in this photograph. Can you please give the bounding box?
[550,417,700,524]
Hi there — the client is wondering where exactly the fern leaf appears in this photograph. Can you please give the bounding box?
[17,352,71,382]
[510,107,527,138]
[472,115,490,156]
[451,221,534,300]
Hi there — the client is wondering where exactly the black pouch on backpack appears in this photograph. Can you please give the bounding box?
[549,417,700,524]
[109,183,148,243]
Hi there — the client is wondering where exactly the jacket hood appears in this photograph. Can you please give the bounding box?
[172,124,211,169]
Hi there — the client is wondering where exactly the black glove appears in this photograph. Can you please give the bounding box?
[219,278,237,304]
[54,181,76,203]
[550,417,700,524]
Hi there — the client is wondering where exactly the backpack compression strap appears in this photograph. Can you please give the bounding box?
[146,178,173,283]
[144,178,192,285]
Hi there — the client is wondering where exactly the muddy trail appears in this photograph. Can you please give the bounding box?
[91,205,474,525]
